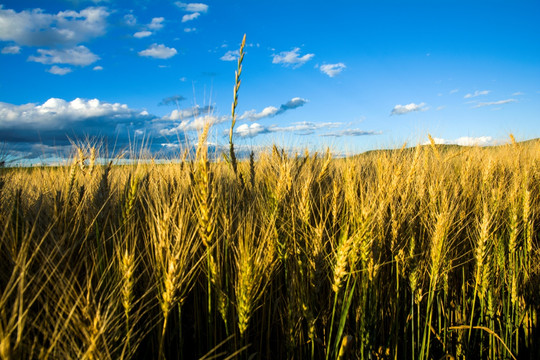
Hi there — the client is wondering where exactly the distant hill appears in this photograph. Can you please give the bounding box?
[356,138,540,158]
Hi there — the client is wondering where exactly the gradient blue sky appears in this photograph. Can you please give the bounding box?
[1,0,539,161]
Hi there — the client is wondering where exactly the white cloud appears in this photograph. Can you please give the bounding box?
[148,17,164,30]
[134,30,152,38]
[235,123,268,138]
[512,92,524,96]
[473,99,517,108]
[1,45,20,54]
[464,90,490,98]
[28,45,99,66]
[449,89,459,94]
[436,106,446,111]
[175,2,209,13]
[93,65,103,70]
[391,102,427,115]
[426,136,495,147]
[47,65,72,75]
[220,50,239,61]
[0,6,109,47]
[138,43,177,59]
[184,27,196,32]
[320,63,346,77]
[272,48,314,68]
[182,13,200,22]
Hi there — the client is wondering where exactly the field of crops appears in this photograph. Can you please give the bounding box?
[0,135,539,359]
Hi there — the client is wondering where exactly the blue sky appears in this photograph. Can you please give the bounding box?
[1,0,539,161]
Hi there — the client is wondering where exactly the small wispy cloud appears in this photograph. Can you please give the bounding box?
[272,48,314,68]
[184,27,196,32]
[138,44,177,59]
[134,31,152,38]
[148,17,164,30]
[1,45,20,54]
[220,50,239,61]
[436,105,446,111]
[464,90,490,98]
[232,121,341,138]
[159,95,186,106]
[512,92,524,96]
[473,99,517,108]
[47,65,72,75]
[449,89,459,94]
[182,12,200,22]
[175,2,209,13]
[239,98,308,121]
[320,129,380,137]
[391,102,428,115]
[93,65,103,71]
[28,46,99,66]
[319,63,346,77]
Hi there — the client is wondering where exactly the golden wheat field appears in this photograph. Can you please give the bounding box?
[0,133,539,359]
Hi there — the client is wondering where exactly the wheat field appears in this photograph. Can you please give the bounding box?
[0,134,539,359]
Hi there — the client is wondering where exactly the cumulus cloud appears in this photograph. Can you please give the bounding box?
[0,6,109,47]
[238,98,308,121]
[182,13,200,22]
[391,102,427,115]
[272,48,314,68]
[175,2,209,12]
[93,65,103,71]
[134,30,152,38]
[1,45,20,54]
[138,43,177,59]
[47,65,72,75]
[28,45,99,66]
[220,50,239,61]
[124,13,137,26]
[473,99,517,108]
[184,27,196,32]
[320,129,380,137]
[0,98,151,146]
[426,136,496,147]
[464,90,490,98]
[148,17,164,30]
[319,63,346,77]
